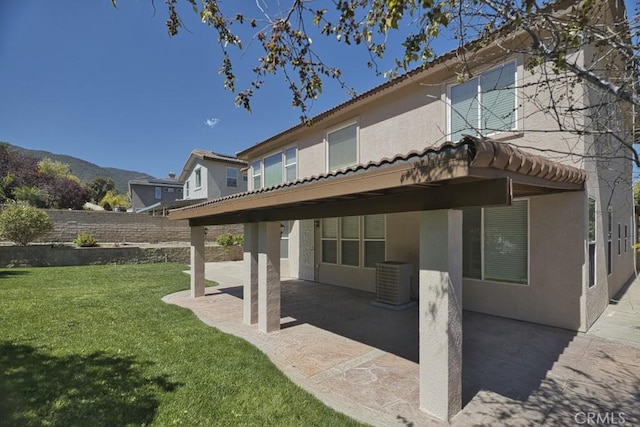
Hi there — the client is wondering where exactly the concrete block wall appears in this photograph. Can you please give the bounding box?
[0,244,243,268]
[35,210,243,244]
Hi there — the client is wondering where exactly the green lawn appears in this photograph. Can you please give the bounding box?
[0,264,361,426]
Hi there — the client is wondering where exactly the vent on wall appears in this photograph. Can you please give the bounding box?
[375,261,413,306]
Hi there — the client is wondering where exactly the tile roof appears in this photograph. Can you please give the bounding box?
[171,135,586,218]
[190,150,247,166]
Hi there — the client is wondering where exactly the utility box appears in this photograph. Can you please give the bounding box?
[375,261,413,306]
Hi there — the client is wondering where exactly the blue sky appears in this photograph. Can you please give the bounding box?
[0,1,414,179]
[1,1,637,179]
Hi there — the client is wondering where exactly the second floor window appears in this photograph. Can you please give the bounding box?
[264,152,283,188]
[195,169,202,188]
[226,168,238,188]
[328,123,357,171]
[155,187,162,200]
[252,161,261,189]
[449,61,516,142]
[185,181,189,197]
[252,147,298,189]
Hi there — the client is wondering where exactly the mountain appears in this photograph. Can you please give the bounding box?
[5,143,155,194]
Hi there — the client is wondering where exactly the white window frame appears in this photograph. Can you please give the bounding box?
[226,167,238,188]
[588,196,597,288]
[325,120,359,173]
[194,168,202,189]
[320,215,387,269]
[252,145,298,190]
[618,223,622,256]
[154,187,162,200]
[363,214,387,269]
[321,218,338,264]
[252,161,261,190]
[185,181,190,197]
[284,146,297,182]
[340,216,360,267]
[281,221,291,259]
[463,199,530,285]
[447,60,518,141]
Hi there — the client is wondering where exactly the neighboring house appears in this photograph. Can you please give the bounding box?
[169,0,634,422]
[178,150,247,201]
[129,175,184,215]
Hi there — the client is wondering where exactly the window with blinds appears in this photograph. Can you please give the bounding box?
[322,218,338,264]
[281,221,290,259]
[607,205,612,275]
[341,216,360,266]
[484,201,528,284]
[462,200,528,285]
[285,147,297,182]
[328,123,358,171]
[450,61,516,142]
[263,153,283,188]
[364,214,385,268]
[588,197,596,288]
[226,167,238,188]
[252,147,297,190]
[252,161,261,190]
[320,215,386,268]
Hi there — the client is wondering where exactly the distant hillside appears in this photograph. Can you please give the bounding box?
[5,144,155,193]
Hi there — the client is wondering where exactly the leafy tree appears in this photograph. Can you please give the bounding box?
[634,181,640,205]
[13,186,49,208]
[113,1,637,142]
[45,178,90,210]
[38,158,71,178]
[100,190,130,211]
[0,144,41,197]
[87,177,116,204]
[0,201,54,246]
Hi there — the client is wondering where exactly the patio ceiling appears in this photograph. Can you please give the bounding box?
[169,136,586,226]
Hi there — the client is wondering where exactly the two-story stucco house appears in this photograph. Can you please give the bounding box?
[178,150,248,201]
[129,175,184,214]
[169,0,634,421]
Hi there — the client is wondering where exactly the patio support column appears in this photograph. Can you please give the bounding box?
[419,209,463,421]
[258,221,281,333]
[190,225,206,298]
[243,223,259,325]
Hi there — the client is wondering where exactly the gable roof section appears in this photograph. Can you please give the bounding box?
[170,136,586,225]
[129,178,184,187]
[236,0,625,159]
[178,150,247,181]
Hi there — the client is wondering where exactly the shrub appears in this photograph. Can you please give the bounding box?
[216,233,244,249]
[0,202,53,246]
[73,232,98,247]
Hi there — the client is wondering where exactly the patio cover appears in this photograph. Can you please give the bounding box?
[168,136,586,225]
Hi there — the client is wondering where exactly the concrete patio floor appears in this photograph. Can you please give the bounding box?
[164,262,640,426]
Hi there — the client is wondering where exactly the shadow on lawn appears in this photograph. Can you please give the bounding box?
[0,342,182,426]
[0,270,30,279]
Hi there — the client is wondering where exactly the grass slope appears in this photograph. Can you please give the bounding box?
[5,143,155,193]
[0,264,360,426]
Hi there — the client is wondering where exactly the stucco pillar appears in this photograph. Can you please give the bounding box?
[258,221,281,333]
[243,223,259,325]
[419,209,463,421]
[190,225,206,298]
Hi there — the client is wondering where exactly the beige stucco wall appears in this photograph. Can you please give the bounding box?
[463,192,584,330]
[184,159,247,200]
[240,34,633,331]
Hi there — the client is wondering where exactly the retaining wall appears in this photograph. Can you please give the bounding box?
[0,244,243,268]
[36,210,243,244]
